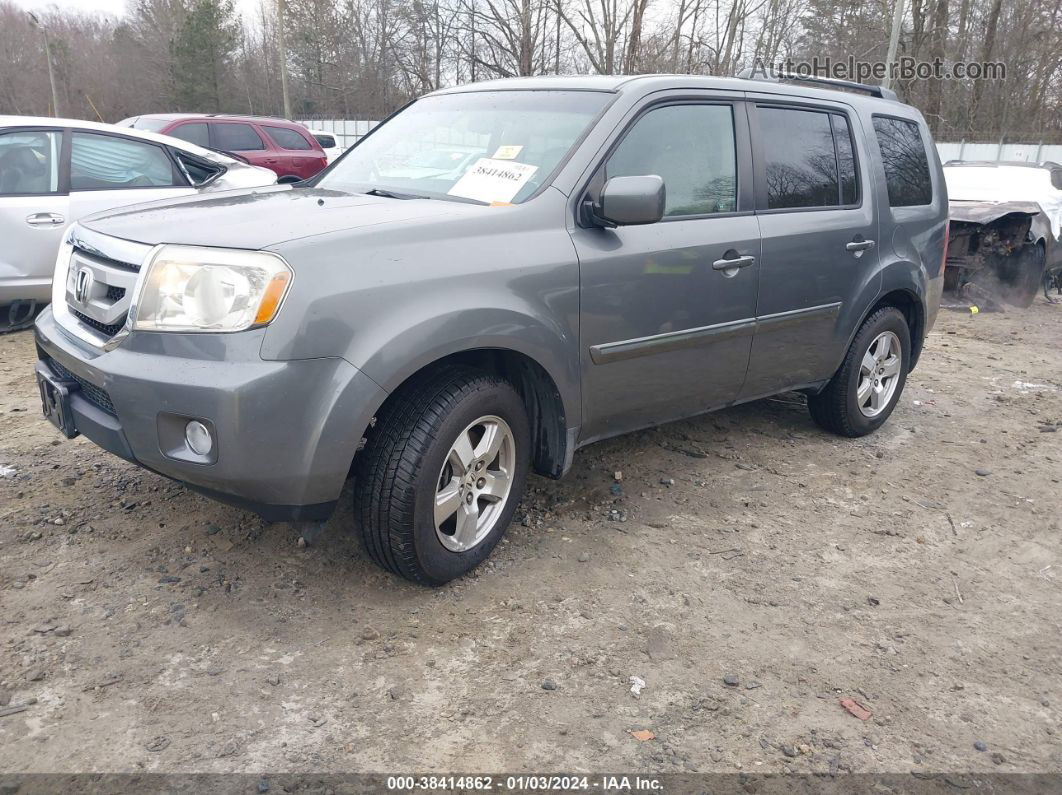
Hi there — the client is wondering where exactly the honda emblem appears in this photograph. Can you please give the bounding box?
[74,267,93,305]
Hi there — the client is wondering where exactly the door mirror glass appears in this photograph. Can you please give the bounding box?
[595,175,665,226]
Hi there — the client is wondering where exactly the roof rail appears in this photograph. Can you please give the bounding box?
[737,67,899,102]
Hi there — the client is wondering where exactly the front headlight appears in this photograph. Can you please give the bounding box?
[132,245,293,332]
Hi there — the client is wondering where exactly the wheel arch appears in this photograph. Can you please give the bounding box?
[360,345,574,480]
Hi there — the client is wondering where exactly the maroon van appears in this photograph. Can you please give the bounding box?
[119,114,329,182]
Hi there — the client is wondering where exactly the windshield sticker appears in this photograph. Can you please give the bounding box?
[492,145,524,160]
[447,158,538,204]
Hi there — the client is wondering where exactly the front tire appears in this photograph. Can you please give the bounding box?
[354,368,530,585]
[808,306,911,437]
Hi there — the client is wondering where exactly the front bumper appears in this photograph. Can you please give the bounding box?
[34,307,387,521]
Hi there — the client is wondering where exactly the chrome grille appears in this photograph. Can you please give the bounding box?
[55,226,153,349]
[64,247,139,341]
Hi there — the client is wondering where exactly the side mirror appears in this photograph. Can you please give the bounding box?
[594,175,666,227]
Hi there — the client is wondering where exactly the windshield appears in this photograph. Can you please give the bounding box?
[317,90,611,204]
[122,117,173,133]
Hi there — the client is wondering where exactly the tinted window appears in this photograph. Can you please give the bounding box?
[70,133,178,190]
[266,126,312,150]
[606,104,737,216]
[760,107,838,209]
[313,134,336,148]
[213,123,265,152]
[873,116,933,206]
[1051,169,1062,191]
[833,114,859,205]
[0,130,61,195]
[170,122,209,148]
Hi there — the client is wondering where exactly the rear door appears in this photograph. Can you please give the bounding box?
[66,131,195,223]
[262,124,321,180]
[740,100,879,399]
[0,127,67,303]
[571,97,760,441]
[210,122,280,174]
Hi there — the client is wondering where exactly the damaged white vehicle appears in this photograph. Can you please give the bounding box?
[0,117,277,331]
[944,161,1062,306]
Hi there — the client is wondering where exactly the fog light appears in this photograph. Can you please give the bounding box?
[184,420,213,456]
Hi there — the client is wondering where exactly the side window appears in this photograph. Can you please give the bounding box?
[265,126,312,151]
[0,130,61,196]
[213,123,266,152]
[314,134,336,149]
[833,114,859,205]
[759,107,839,209]
[70,133,180,190]
[174,152,224,187]
[169,122,210,149]
[605,104,737,217]
[872,116,933,206]
[1051,169,1062,191]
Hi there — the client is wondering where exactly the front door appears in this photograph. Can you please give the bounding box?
[571,100,760,442]
[740,101,880,400]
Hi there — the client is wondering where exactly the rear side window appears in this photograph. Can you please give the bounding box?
[265,126,312,151]
[1051,169,1062,191]
[872,116,933,206]
[313,134,336,149]
[169,122,209,149]
[70,132,179,190]
[213,123,265,152]
[759,107,850,209]
[606,104,737,217]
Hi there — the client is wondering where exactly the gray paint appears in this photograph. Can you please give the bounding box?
[37,74,947,518]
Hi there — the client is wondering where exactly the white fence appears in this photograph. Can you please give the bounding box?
[297,119,378,150]
[936,141,1062,163]
[299,122,1062,165]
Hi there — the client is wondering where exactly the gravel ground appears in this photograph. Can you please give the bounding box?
[1,299,1060,775]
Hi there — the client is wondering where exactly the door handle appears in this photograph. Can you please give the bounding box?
[846,238,876,253]
[712,255,756,271]
[26,212,65,227]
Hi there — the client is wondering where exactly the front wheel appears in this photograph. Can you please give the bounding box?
[354,368,530,585]
[808,306,911,437]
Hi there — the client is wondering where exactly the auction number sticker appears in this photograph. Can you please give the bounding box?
[447,158,538,204]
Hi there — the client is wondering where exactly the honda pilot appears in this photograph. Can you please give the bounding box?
[34,74,948,585]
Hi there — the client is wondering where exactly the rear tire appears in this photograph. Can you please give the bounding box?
[354,368,530,585]
[808,306,911,437]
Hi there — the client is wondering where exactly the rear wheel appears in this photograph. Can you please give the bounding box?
[808,306,911,437]
[354,368,530,585]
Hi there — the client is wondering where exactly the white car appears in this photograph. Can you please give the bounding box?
[0,116,277,330]
[306,129,344,163]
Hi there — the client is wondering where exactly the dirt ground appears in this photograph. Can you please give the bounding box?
[1,298,1060,777]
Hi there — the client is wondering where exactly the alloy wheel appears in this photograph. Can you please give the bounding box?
[434,415,516,552]
[857,330,902,418]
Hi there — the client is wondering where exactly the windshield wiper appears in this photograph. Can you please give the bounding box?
[364,188,429,200]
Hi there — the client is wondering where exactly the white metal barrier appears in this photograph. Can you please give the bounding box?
[936,141,1062,163]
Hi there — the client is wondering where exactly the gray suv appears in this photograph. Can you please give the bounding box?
[33,74,948,585]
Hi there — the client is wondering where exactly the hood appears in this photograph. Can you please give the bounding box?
[78,185,479,249]
[948,199,1043,225]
